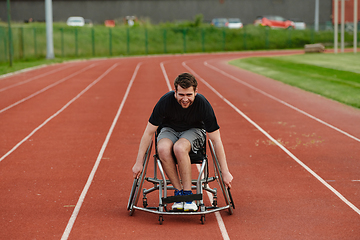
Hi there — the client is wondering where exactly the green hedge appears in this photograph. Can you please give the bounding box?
[0,23,357,63]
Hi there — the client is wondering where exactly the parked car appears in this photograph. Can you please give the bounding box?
[290,18,306,30]
[228,18,243,29]
[254,15,295,29]
[66,16,85,27]
[211,18,229,28]
[84,19,93,27]
[211,18,243,29]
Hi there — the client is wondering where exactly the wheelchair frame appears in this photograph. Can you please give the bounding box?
[127,137,235,224]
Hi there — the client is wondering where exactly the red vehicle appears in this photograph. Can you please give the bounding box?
[254,15,295,29]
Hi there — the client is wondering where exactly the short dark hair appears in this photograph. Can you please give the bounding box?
[174,73,198,91]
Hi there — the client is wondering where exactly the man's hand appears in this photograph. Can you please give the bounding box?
[222,170,233,189]
[208,130,233,189]
[132,122,158,179]
[132,162,143,179]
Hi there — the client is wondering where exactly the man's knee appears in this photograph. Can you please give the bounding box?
[173,138,191,160]
[157,138,173,161]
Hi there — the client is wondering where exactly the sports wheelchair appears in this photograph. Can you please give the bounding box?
[127,131,235,224]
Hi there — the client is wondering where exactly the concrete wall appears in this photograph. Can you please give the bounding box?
[0,0,332,25]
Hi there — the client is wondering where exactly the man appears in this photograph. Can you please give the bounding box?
[132,73,233,212]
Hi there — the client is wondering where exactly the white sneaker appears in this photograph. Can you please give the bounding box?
[171,189,184,211]
[172,202,184,211]
[184,201,198,212]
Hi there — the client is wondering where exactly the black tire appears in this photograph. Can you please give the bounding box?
[208,139,234,215]
[200,215,205,224]
[127,177,139,211]
[127,140,153,216]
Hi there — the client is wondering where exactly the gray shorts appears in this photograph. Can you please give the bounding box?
[157,127,206,153]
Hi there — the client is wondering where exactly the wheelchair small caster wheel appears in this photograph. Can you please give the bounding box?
[200,215,205,224]
[159,215,164,225]
[212,197,217,207]
[143,197,148,208]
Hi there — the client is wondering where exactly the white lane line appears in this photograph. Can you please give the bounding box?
[183,61,360,216]
[161,61,231,240]
[204,61,360,143]
[60,62,142,240]
[0,64,72,92]
[0,63,118,163]
[0,64,96,114]
[196,165,230,240]
[160,62,173,91]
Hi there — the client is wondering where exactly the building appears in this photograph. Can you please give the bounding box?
[333,0,360,24]
[0,0,333,26]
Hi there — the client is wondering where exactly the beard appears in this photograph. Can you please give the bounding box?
[178,99,193,108]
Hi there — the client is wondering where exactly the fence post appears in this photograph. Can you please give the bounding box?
[3,28,8,61]
[109,28,112,56]
[222,29,226,51]
[243,26,247,50]
[92,28,95,56]
[19,27,24,59]
[183,29,187,53]
[34,27,37,57]
[75,28,78,57]
[145,28,148,54]
[61,28,64,57]
[127,28,130,55]
[288,28,292,48]
[265,27,269,49]
[163,29,167,53]
[6,0,13,66]
[201,28,205,52]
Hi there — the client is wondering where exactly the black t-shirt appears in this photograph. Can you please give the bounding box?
[149,91,219,133]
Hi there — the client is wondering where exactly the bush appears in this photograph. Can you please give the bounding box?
[0,21,356,63]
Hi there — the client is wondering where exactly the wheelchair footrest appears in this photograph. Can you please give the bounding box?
[162,194,202,204]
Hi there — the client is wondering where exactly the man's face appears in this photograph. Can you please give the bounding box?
[174,86,197,108]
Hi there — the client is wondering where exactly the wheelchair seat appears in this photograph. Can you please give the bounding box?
[154,127,206,165]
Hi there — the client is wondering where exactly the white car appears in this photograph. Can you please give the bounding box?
[228,18,243,29]
[290,18,306,30]
[66,16,85,27]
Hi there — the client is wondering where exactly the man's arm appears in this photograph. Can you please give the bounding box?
[207,129,233,188]
[132,122,158,179]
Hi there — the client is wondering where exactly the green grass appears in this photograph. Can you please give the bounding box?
[229,53,360,109]
[0,58,75,76]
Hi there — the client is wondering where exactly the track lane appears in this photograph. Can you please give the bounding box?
[0,63,73,93]
[204,57,360,139]
[0,64,96,114]
[0,61,119,157]
[65,57,225,240]
[0,59,138,239]
[1,51,359,239]
[181,56,360,239]
[187,56,360,203]
[0,62,93,110]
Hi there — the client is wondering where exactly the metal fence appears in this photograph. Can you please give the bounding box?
[0,25,358,63]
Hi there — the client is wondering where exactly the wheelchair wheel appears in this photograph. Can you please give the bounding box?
[208,139,234,215]
[127,177,138,211]
[127,140,153,216]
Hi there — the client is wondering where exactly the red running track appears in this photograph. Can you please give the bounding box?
[0,50,359,240]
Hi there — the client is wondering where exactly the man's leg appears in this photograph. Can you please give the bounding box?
[158,137,185,211]
[173,138,192,191]
[157,138,182,190]
[173,137,198,212]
